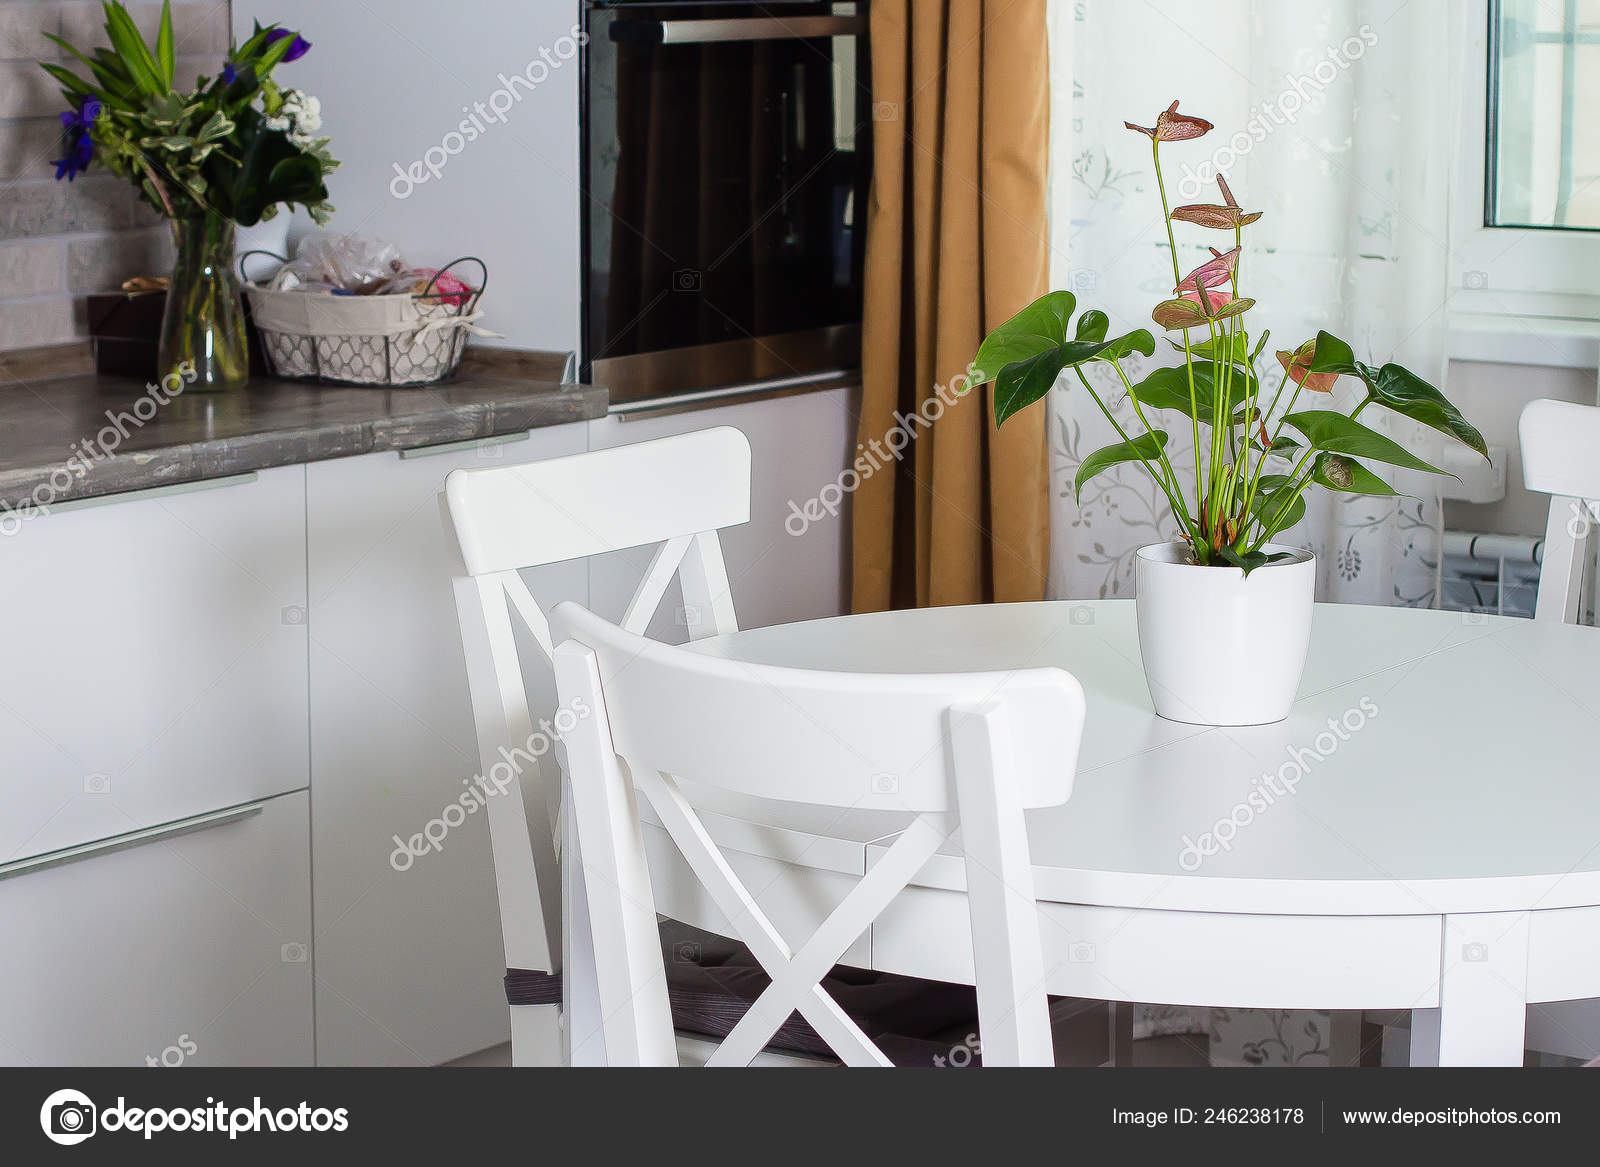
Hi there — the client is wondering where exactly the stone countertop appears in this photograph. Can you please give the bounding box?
[0,372,608,511]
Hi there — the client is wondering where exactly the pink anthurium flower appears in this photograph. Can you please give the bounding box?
[1276,339,1339,392]
[1125,100,1213,143]
[1170,175,1264,229]
[1176,247,1240,295]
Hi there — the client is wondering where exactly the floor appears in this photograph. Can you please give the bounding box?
[445,1033,1212,1068]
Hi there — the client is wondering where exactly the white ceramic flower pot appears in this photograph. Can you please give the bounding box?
[1134,540,1316,726]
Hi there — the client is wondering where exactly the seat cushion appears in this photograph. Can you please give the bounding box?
[505,919,980,1065]
[658,920,979,1061]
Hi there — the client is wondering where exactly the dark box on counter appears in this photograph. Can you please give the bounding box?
[86,290,165,378]
[86,290,270,380]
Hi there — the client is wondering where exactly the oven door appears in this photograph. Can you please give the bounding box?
[582,2,868,407]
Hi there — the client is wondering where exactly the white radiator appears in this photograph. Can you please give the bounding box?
[1440,531,1541,619]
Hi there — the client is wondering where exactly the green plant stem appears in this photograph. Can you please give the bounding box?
[1152,139,1206,526]
[1243,364,1294,495]
[1074,367,1196,542]
[1110,358,1188,513]
[1249,445,1319,550]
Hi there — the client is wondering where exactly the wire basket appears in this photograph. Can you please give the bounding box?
[241,253,488,387]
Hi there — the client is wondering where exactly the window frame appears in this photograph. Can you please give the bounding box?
[1450,0,1600,369]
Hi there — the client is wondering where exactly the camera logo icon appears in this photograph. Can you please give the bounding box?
[672,268,702,292]
[673,941,702,964]
[83,773,110,794]
[870,773,900,795]
[40,1089,96,1146]
[1068,942,1097,963]
[281,941,308,963]
[1463,270,1489,290]
[281,605,307,627]
[1461,941,1489,963]
[1069,605,1095,626]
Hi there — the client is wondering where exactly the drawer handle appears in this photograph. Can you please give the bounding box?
[45,472,260,516]
[399,432,531,460]
[0,803,264,882]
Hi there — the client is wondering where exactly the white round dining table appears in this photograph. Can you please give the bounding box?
[660,600,1600,1067]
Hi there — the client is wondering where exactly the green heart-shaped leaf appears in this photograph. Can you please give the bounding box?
[1311,452,1399,495]
[1075,309,1109,343]
[1249,475,1307,535]
[1215,545,1298,576]
[1074,431,1169,501]
[972,291,1077,384]
[1133,363,1254,422]
[1284,410,1448,476]
[992,331,1156,426]
[1366,364,1488,458]
[1305,330,1362,376]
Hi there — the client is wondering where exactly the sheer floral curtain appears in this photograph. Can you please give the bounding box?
[1046,0,1461,607]
[1045,0,1462,1065]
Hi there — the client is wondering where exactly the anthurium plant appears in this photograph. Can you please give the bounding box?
[40,1,337,226]
[970,101,1487,573]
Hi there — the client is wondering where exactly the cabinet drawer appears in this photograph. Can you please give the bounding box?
[0,790,313,1066]
[0,468,309,865]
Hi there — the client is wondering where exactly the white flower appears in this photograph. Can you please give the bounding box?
[267,89,326,146]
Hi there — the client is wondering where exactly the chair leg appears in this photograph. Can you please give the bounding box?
[1329,1011,1381,1067]
[1110,1002,1135,1066]
[509,1003,562,1067]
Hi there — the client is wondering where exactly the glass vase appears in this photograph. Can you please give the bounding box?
[158,212,249,392]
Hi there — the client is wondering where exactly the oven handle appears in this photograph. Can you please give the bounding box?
[608,15,865,45]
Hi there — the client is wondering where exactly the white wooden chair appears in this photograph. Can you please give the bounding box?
[1522,398,1600,625]
[547,600,1088,1067]
[1518,397,1600,1062]
[442,426,754,1065]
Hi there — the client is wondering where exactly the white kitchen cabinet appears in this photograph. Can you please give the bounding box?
[0,791,313,1066]
[305,427,589,1066]
[586,385,858,638]
[0,468,310,867]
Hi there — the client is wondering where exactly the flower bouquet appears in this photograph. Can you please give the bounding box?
[41,2,339,390]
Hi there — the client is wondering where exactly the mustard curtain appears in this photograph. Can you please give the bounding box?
[851,0,1052,612]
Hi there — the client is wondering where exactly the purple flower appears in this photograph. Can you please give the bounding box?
[265,27,311,62]
[51,101,99,181]
[222,61,238,85]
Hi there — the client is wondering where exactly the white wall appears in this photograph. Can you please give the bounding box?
[1445,358,1598,538]
[233,1,581,353]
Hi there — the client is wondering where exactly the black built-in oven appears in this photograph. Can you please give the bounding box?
[581,1,869,409]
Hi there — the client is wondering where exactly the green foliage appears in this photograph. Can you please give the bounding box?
[39,3,338,226]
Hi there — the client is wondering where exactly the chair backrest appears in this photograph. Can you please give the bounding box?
[441,426,753,1039]
[1520,399,1600,623]
[549,600,1087,1067]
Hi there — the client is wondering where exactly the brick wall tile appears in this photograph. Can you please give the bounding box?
[0,5,62,61]
[0,238,63,296]
[0,295,77,349]
[67,224,172,292]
